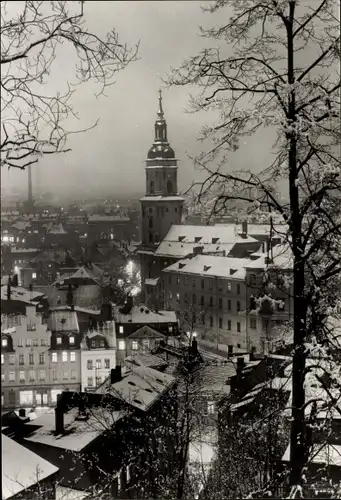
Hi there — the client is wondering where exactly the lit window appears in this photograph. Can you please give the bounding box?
[96,359,102,369]
[2,338,7,347]
[1,373,4,382]
[1,355,4,365]
[168,325,173,333]
[176,292,180,301]
[119,326,124,334]
[227,282,231,292]
[69,336,75,344]
[126,465,131,483]
[62,352,68,362]
[52,352,58,363]
[207,401,215,415]
[70,352,76,362]
[56,337,62,345]
[132,341,138,350]
[32,273,37,279]
[118,340,126,351]
[19,371,25,381]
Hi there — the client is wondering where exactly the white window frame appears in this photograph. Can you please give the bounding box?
[118,340,126,351]
[119,325,124,334]
[69,336,75,344]
[62,351,68,362]
[70,352,76,362]
[52,352,58,363]
[56,337,62,345]
[132,341,138,350]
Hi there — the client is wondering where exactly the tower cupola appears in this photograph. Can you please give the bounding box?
[147,90,175,160]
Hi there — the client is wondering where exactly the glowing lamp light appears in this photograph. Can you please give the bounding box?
[2,236,9,242]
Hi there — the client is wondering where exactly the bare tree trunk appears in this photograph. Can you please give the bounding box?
[287,3,307,489]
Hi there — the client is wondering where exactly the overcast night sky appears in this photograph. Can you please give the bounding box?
[2,1,278,200]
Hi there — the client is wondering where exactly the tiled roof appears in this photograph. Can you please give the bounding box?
[124,353,168,369]
[127,326,166,339]
[96,365,176,412]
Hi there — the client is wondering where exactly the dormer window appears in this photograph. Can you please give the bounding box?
[2,338,8,347]
[91,341,96,348]
[212,238,219,244]
[56,337,62,345]
[69,336,75,345]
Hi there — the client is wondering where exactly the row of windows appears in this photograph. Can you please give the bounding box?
[1,351,77,364]
[87,359,111,370]
[1,370,77,382]
[168,275,242,294]
[170,292,244,312]
[87,375,104,387]
[1,353,46,365]
[117,339,151,351]
[2,337,49,347]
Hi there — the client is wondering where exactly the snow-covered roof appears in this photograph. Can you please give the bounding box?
[10,247,39,253]
[24,407,125,451]
[163,255,250,280]
[127,325,166,339]
[2,434,58,499]
[96,365,176,411]
[245,243,293,270]
[154,224,259,258]
[48,310,79,332]
[47,223,68,235]
[1,285,44,304]
[140,196,185,202]
[282,443,341,467]
[124,353,168,369]
[145,278,159,286]
[114,305,177,324]
[88,214,130,222]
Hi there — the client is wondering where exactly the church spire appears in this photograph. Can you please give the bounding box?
[154,89,167,143]
[157,89,164,119]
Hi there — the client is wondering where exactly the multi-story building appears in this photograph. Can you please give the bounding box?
[1,304,52,409]
[113,296,179,363]
[80,322,116,391]
[48,309,82,402]
[162,243,293,353]
[138,91,185,302]
[163,255,250,350]
[4,367,178,499]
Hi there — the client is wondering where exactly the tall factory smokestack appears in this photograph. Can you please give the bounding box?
[28,164,33,207]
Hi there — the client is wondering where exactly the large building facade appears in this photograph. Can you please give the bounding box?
[138,91,184,301]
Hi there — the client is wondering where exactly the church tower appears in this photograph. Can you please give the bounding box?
[139,91,184,297]
[140,90,184,246]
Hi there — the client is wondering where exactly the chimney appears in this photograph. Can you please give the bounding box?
[242,220,248,236]
[55,394,64,434]
[19,409,26,418]
[236,357,245,374]
[111,366,122,384]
